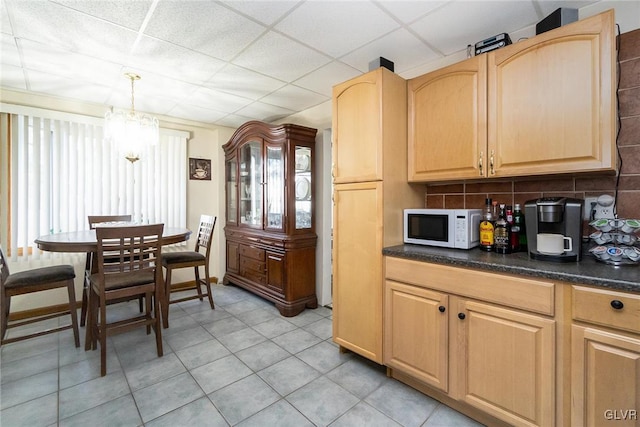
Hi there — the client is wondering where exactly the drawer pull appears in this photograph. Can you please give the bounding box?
[458,312,466,320]
[610,300,624,310]
[438,305,446,313]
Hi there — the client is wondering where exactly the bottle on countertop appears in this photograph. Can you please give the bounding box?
[513,203,527,251]
[506,205,520,252]
[494,204,512,254]
[479,198,495,252]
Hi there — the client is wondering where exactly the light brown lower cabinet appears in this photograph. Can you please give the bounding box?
[571,286,640,427]
[384,257,640,427]
[384,257,556,427]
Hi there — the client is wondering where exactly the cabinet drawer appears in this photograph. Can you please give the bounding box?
[243,269,266,285]
[385,257,555,316]
[572,286,640,334]
[240,245,265,261]
[240,257,265,274]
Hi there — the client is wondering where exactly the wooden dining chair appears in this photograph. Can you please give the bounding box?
[0,245,80,347]
[80,214,133,327]
[86,224,164,376]
[161,215,216,328]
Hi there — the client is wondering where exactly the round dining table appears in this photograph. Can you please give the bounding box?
[34,226,192,252]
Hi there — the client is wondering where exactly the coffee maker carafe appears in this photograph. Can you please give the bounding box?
[524,197,584,262]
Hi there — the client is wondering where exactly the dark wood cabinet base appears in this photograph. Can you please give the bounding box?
[223,272,317,317]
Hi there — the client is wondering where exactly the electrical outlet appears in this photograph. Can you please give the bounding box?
[584,197,598,220]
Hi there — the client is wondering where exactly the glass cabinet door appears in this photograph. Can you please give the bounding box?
[265,145,284,231]
[239,141,263,228]
[226,157,237,225]
[294,146,312,229]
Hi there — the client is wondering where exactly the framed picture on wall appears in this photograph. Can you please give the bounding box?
[189,158,211,180]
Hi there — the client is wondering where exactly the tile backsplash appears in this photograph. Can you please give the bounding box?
[424,28,640,223]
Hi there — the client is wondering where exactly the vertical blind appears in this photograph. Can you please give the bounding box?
[4,107,188,261]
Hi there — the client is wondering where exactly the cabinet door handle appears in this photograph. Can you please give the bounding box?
[438,305,446,313]
[610,300,624,310]
[490,150,495,175]
[478,152,483,176]
[458,312,466,320]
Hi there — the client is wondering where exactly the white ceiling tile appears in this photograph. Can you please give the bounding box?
[53,0,153,31]
[128,36,225,85]
[221,0,302,26]
[1,0,12,35]
[376,0,449,24]
[234,101,295,123]
[411,1,539,56]
[9,1,139,63]
[19,39,122,86]
[105,72,200,112]
[275,1,400,57]
[339,28,441,74]
[168,103,228,124]
[1,33,21,67]
[144,1,267,61]
[189,86,254,113]
[260,84,328,111]
[214,113,255,129]
[26,69,112,104]
[293,61,361,97]
[0,64,27,90]
[203,64,286,100]
[233,31,331,82]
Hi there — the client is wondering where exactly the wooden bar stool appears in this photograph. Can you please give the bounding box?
[162,215,216,328]
[0,246,80,347]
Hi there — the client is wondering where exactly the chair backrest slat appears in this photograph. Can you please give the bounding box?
[88,214,132,230]
[195,215,217,258]
[95,224,164,281]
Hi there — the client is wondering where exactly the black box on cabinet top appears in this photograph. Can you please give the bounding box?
[536,8,578,35]
[368,57,394,72]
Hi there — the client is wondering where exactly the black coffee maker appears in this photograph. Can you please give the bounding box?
[524,197,584,262]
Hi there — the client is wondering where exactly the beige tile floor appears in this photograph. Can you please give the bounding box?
[0,284,484,426]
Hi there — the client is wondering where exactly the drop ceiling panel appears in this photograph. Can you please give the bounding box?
[168,103,228,124]
[376,0,448,24]
[203,64,286,100]
[221,0,302,26]
[19,39,122,86]
[0,64,27,90]
[130,36,225,85]
[26,69,113,104]
[189,86,255,113]
[144,1,266,61]
[232,31,331,82]
[259,85,327,111]
[54,0,153,31]
[410,1,539,56]
[275,1,400,58]
[8,1,139,63]
[339,28,441,74]
[293,61,361,97]
[1,33,21,67]
[234,101,295,123]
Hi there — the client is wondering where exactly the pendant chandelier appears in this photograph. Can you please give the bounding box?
[104,73,159,163]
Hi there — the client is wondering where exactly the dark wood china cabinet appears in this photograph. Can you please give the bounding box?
[222,121,318,316]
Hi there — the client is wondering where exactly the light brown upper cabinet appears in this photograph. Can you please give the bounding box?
[409,10,616,182]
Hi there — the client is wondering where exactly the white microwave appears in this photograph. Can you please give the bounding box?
[404,209,482,249]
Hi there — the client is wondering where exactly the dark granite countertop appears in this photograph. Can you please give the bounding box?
[383,244,640,293]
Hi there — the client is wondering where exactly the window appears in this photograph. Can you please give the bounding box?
[1,106,187,260]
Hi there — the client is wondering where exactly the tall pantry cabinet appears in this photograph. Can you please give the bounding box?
[332,67,423,363]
